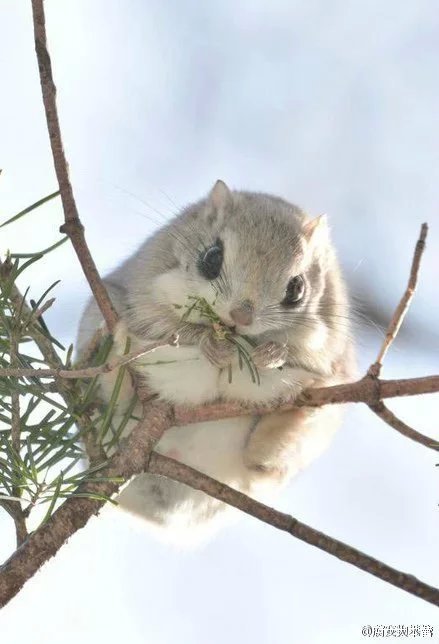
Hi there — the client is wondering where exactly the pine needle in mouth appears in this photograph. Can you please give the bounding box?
[175,296,260,385]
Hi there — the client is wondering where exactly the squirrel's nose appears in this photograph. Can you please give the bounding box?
[229,300,254,327]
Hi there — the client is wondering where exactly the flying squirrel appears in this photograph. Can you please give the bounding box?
[77,180,356,543]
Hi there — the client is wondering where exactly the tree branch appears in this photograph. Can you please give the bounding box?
[149,453,439,607]
[368,401,439,450]
[171,374,439,442]
[31,0,118,333]
[0,401,172,608]
[0,338,175,380]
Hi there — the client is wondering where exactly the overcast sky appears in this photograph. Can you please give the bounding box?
[1,2,438,642]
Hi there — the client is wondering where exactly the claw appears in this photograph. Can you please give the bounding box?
[200,330,236,368]
[251,341,288,369]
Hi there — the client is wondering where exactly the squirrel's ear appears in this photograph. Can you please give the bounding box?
[209,180,232,211]
[302,214,329,247]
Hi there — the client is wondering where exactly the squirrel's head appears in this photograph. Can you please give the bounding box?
[143,180,349,353]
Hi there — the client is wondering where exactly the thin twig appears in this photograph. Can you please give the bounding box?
[149,453,439,607]
[365,223,434,450]
[31,0,118,333]
[368,401,439,450]
[9,337,21,458]
[0,339,175,380]
[9,335,28,546]
[369,223,428,377]
[0,500,27,547]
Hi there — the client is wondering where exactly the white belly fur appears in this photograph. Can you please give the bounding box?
[108,337,317,541]
[136,343,313,405]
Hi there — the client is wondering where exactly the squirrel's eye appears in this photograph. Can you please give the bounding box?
[282,275,305,306]
[198,239,223,280]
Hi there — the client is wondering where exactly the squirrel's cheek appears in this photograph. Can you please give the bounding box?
[153,271,192,308]
[305,320,328,351]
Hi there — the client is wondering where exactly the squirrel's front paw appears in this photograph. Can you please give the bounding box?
[251,341,288,369]
[200,331,236,368]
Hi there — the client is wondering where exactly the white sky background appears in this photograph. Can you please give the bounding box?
[1,1,439,642]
